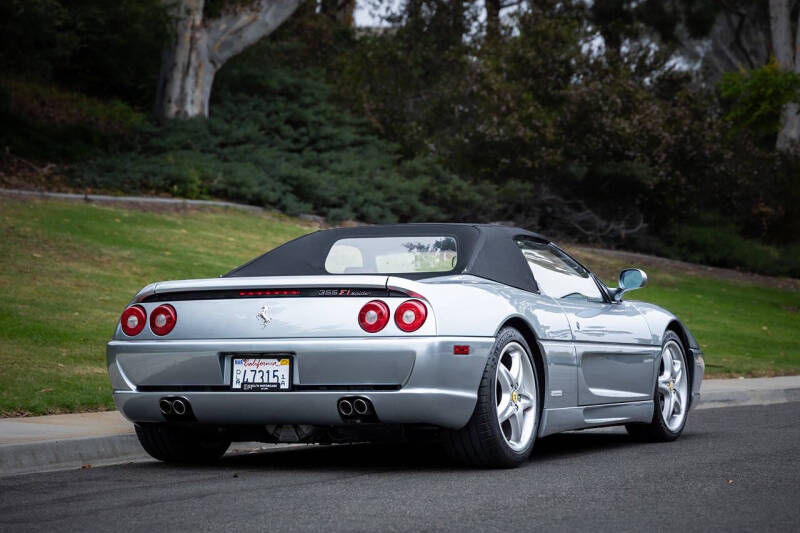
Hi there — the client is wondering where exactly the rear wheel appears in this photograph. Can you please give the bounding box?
[135,423,231,463]
[626,331,689,441]
[443,327,540,468]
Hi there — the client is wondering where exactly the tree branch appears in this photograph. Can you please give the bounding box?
[206,0,302,67]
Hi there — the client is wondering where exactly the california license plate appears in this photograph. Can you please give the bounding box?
[231,357,291,391]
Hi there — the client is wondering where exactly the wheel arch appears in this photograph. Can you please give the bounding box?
[497,316,546,409]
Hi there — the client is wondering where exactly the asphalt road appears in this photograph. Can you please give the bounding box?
[1,403,799,532]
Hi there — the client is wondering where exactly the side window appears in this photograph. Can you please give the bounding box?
[515,239,603,301]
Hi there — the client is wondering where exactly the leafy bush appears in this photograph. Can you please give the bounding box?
[719,59,800,143]
[0,0,77,79]
[0,79,144,162]
[662,221,800,278]
[0,0,168,106]
[78,66,483,224]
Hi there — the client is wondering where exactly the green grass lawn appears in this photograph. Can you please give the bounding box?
[569,249,800,377]
[628,277,798,376]
[1,197,798,416]
[0,198,308,416]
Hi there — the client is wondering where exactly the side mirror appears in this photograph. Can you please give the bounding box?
[611,268,648,302]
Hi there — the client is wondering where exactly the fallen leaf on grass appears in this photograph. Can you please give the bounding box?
[39,388,54,393]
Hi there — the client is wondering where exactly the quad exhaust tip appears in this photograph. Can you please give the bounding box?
[159,397,192,418]
[172,398,187,416]
[159,398,173,415]
[353,398,369,415]
[338,396,374,419]
[337,398,354,416]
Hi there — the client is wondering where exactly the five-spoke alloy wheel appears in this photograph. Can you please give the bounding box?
[657,338,688,432]
[443,327,540,468]
[495,341,537,452]
[626,330,690,441]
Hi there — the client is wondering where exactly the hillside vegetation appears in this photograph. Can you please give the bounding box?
[2,1,799,278]
[1,198,798,416]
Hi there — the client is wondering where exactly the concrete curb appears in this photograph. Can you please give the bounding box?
[0,434,147,477]
[0,434,312,477]
[0,187,265,212]
[696,381,800,410]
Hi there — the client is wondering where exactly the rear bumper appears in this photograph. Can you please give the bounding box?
[108,337,495,429]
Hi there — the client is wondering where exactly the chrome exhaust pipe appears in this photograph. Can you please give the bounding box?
[338,398,353,416]
[172,398,187,416]
[353,398,369,415]
[159,398,173,416]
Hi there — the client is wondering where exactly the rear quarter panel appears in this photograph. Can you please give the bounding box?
[392,275,577,409]
[392,275,572,341]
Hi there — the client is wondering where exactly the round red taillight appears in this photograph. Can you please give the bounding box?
[150,304,177,336]
[395,300,427,332]
[358,300,390,333]
[394,300,428,331]
[120,305,146,336]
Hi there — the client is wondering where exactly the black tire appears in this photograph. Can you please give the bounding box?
[626,330,689,442]
[443,327,540,468]
[135,423,231,463]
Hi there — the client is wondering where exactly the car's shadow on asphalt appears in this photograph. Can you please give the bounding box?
[136,427,695,473]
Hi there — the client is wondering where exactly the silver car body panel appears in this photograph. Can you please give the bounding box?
[110,336,496,429]
[108,271,704,435]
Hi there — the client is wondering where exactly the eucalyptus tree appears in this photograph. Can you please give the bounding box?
[769,0,800,151]
[588,0,800,152]
[155,0,302,120]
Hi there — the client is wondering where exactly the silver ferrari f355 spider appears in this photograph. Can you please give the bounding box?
[107,223,703,467]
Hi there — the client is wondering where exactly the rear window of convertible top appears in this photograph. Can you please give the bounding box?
[324,236,457,274]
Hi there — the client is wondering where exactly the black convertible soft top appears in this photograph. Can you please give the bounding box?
[225,223,549,293]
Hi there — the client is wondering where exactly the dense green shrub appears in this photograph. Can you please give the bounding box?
[0,0,77,79]
[719,60,800,144]
[78,66,482,224]
[0,0,168,106]
[662,221,800,278]
[0,79,144,162]
[3,0,798,278]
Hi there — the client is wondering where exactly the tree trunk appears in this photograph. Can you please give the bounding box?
[155,0,211,119]
[777,103,800,151]
[336,0,355,27]
[770,0,800,151]
[769,0,793,68]
[702,4,771,82]
[486,0,501,40]
[155,0,302,120]
[321,0,355,26]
